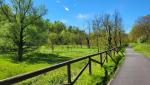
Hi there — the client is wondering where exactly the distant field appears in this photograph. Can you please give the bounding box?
[0,45,123,85]
[131,43,150,57]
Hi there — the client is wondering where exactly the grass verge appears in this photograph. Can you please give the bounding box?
[131,43,150,57]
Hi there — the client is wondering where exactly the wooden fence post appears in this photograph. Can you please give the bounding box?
[100,54,102,67]
[89,57,92,75]
[106,52,108,63]
[67,64,72,84]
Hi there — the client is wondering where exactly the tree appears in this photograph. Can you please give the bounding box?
[49,21,66,45]
[92,15,101,52]
[76,30,86,48]
[91,12,124,50]
[101,14,113,49]
[0,4,12,51]
[25,19,49,47]
[0,0,47,61]
[130,15,150,43]
[48,32,58,51]
[86,21,91,48]
[113,11,122,47]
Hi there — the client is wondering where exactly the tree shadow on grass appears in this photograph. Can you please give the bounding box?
[24,53,72,64]
[0,51,16,61]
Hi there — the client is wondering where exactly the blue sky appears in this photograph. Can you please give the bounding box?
[34,0,150,33]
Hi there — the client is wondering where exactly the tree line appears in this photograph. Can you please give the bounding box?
[129,15,150,43]
[0,0,127,61]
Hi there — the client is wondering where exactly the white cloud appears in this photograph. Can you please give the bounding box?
[77,13,90,20]
[64,7,70,11]
[56,1,70,12]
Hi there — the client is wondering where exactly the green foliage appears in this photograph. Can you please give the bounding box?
[50,21,66,33]
[25,19,49,46]
[130,15,150,43]
[91,12,127,51]
[0,0,48,61]
[131,43,150,57]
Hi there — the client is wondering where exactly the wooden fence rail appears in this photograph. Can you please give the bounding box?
[0,47,122,85]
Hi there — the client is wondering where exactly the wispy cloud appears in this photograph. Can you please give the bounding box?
[56,0,70,12]
[64,6,70,11]
[76,13,90,20]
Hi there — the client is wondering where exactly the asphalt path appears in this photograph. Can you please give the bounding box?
[110,47,150,85]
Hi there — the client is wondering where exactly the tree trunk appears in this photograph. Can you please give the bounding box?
[17,27,24,61]
[18,44,23,61]
[108,26,112,49]
[114,29,118,47]
[119,31,122,46]
[86,37,90,48]
[51,43,54,52]
[80,42,82,48]
[96,35,99,52]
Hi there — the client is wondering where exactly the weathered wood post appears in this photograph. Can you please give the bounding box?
[100,53,103,67]
[89,57,92,75]
[67,64,72,85]
[106,52,108,63]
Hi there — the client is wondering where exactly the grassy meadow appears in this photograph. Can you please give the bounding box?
[0,45,124,85]
[131,43,150,57]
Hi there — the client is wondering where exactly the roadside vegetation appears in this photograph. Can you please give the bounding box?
[129,14,150,58]
[131,43,150,57]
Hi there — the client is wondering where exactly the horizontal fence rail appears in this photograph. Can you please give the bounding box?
[0,47,122,85]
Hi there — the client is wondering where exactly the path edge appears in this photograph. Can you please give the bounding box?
[107,54,125,85]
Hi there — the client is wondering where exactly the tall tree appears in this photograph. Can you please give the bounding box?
[0,0,46,61]
[102,14,113,49]
[113,11,122,47]
[92,15,101,52]
[86,21,91,48]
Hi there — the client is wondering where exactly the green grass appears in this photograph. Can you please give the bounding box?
[0,45,124,85]
[131,43,150,57]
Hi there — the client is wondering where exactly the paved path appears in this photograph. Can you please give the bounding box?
[110,47,150,85]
